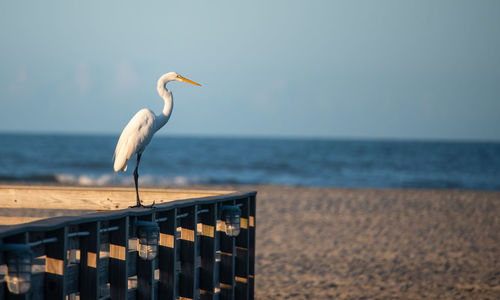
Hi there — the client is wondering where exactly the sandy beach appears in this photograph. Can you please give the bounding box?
[251,185,500,299]
[1,184,499,299]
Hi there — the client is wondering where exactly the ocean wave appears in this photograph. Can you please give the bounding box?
[56,173,206,186]
[0,173,205,187]
[55,174,116,186]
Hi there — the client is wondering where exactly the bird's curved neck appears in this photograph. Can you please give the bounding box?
[155,79,174,131]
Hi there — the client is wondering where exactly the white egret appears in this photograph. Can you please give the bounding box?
[113,72,200,207]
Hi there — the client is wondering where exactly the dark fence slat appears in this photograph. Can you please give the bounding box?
[109,216,129,299]
[158,209,177,300]
[219,200,236,300]
[64,264,79,294]
[28,272,44,300]
[235,197,250,300]
[178,205,199,300]
[198,202,217,300]
[99,257,109,286]
[44,227,68,300]
[248,196,256,299]
[127,251,137,277]
[136,215,155,300]
[79,221,100,300]
[127,288,137,300]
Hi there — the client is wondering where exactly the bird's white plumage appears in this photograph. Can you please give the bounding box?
[112,72,200,206]
[113,108,156,172]
[112,72,200,177]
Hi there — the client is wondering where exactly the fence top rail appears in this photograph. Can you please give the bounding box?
[0,185,238,210]
[0,186,256,239]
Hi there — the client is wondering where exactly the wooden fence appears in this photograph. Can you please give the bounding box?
[0,188,256,300]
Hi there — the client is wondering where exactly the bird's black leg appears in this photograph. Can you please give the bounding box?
[133,153,142,207]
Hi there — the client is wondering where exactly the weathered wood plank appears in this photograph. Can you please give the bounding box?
[0,217,46,226]
[0,208,95,227]
[0,185,233,210]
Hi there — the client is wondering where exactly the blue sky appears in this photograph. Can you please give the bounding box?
[1,1,499,141]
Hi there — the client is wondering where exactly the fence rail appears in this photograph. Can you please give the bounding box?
[0,189,256,300]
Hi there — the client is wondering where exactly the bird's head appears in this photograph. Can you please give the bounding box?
[160,72,201,86]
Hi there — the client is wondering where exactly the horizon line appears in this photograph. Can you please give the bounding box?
[1,130,499,144]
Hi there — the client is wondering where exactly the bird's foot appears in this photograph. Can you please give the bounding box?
[143,201,156,208]
[129,201,156,209]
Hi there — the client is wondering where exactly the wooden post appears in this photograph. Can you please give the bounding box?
[79,221,101,300]
[44,227,68,300]
[109,217,129,299]
[158,209,178,300]
[198,203,217,299]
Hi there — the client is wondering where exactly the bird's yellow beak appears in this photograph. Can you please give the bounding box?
[177,75,201,86]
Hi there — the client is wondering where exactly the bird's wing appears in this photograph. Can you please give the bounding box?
[113,108,156,172]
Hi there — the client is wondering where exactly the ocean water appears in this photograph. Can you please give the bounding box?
[0,133,499,190]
